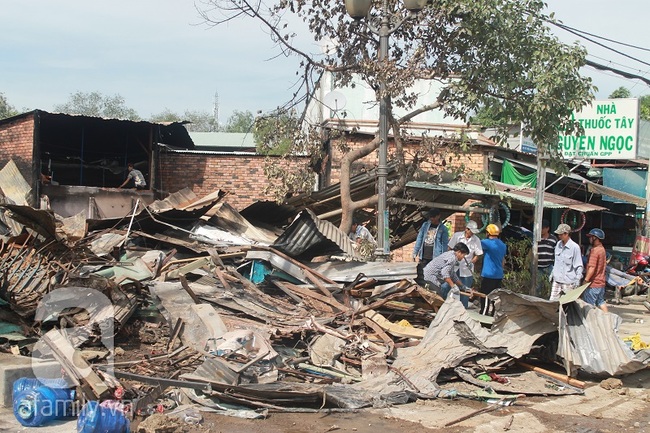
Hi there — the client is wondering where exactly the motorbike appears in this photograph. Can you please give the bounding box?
[608,253,650,297]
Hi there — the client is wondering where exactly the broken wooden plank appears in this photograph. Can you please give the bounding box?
[355,286,416,315]
[413,285,444,311]
[516,361,585,389]
[363,309,426,339]
[357,317,395,357]
[41,329,111,399]
[179,275,201,304]
[165,257,211,280]
[282,283,349,313]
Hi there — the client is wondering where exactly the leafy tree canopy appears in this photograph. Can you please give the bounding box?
[609,87,650,121]
[609,87,631,99]
[200,0,595,230]
[223,110,254,133]
[150,108,218,132]
[254,111,298,155]
[0,93,19,120]
[54,91,140,121]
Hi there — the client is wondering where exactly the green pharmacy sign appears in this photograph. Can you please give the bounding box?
[558,98,639,160]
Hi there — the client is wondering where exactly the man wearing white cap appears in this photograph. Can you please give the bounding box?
[448,220,484,307]
[550,223,584,301]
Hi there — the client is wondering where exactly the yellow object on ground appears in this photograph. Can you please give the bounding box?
[623,333,650,351]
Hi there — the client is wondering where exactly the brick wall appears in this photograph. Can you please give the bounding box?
[159,134,490,262]
[158,152,308,210]
[329,133,490,262]
[0,115,35,184]
[328,133,488,186]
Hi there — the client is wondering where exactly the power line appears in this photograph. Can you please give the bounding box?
[588,54,650,76]
[548,20,650,69]
[553,22,650,53]
[585,59,650,87]
[586,55,650,94]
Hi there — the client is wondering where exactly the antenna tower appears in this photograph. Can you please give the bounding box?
[213,91,220,132]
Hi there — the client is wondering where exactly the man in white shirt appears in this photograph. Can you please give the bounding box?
[448,220,483,307]
[119,163,146,190]
[349,218,376,247]
[550,223,584,301]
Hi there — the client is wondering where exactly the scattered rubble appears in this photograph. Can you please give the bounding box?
[0,159,648,429]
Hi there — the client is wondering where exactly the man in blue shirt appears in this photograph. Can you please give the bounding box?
[549,223,583,301]
[413,209,449,284]
[480,224,507,315]
[423,243,470,301]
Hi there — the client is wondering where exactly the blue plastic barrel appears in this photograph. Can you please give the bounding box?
[77,401,130,433]
[13,377,71,396]
[13,385,76,427]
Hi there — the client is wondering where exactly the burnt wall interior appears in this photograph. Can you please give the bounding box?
[38,113,152,188]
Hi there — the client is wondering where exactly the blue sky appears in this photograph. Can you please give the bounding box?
[2,0,648,123]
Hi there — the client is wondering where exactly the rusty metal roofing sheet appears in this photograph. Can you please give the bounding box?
[271,209,361,260]
[147,187,198,213]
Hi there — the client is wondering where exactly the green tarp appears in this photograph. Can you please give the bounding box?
[501,160,537,187]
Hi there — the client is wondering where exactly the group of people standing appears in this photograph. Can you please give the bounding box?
[413,208,610,315]
[547,223,608,312]
[414,209,506,315]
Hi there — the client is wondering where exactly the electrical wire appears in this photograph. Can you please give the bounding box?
[553,21,650,53]
[585,59,650,87]
[548,20,650,69]
[588,54,650,77]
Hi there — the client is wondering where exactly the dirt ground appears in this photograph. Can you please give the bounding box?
[184,380,650,433]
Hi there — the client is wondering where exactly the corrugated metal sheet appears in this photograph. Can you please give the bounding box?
[308,260,417,282]
[208,202,278,245]
[406,180,606,212]
[588,179,646,208]
[0,160,31,206]
[559,300,650,376]
[147,187,199,213]
[271,209,361,260]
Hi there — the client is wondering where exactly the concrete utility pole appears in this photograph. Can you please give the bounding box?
[531,149,548,295]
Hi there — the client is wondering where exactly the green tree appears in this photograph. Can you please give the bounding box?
[641,95,650,121]
[609,87,631,99]
[150,108,183,124]
[609,87,650,120]
[223,110,254,133]
[54,91,140,120]
[200,0,594,232]
[253,111,297,155]
[150,108,218,132]
[0,93,19,120]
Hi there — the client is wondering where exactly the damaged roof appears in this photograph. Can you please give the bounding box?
[406,179,607,213]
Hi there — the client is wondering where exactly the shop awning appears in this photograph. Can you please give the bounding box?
[406,179,607,212]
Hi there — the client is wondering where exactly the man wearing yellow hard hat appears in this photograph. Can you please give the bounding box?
[480,224,507,315]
